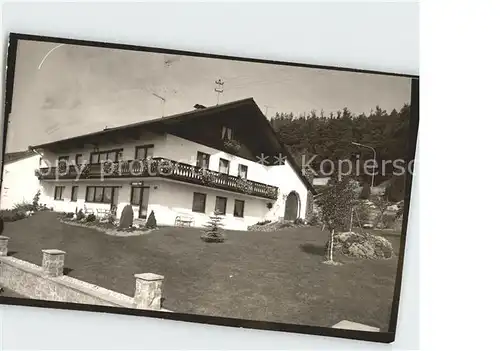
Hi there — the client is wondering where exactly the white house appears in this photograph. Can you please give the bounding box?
[1,150,41,210]
[31,98,316,231]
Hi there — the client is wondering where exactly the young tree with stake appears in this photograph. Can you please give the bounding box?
[315,171,357,265]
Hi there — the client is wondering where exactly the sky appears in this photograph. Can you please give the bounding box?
[5,39,412,153]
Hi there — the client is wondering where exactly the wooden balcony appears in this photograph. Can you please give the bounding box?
[36,158,279,200]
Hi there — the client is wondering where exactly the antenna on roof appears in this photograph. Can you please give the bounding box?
[214,79,224,105]
[151,92,166,116]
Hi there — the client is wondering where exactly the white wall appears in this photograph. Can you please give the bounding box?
[39,132,168,166]
[40,178,271,231]
[147,180,269,230]
[37,132,311,223]
[1,155,41,210]
[158,134,271,185]
[39,133,271,184]
[267,160,309,220]
[161,134,311,220]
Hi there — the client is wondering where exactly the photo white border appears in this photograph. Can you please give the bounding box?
[1,1,419,349]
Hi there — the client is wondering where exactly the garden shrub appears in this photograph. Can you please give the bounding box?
[76,209,85,221]
[38,204,50,211]
[107,213,116,224]
[13,201,36,213]
[119,204,134,229]
[381,212,397,229]
[359,182,371,200]
[386,175,406,202]
[32,190,41,211]
[256,220,271,226]
[85,213,96,222]
[145,211,157,228]
[307,212,320,226]
[0,209,27,222]
[294,218,305,225]
[354,202,371,227]
[65,212,74,219]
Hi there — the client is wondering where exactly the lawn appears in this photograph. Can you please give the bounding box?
[3,212,400,331]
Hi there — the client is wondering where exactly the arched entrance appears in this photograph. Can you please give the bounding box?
[284,191,300,221]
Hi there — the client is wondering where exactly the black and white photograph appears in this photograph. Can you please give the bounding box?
[0,34,418,342]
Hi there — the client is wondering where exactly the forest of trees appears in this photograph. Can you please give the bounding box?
[270,104,412,201]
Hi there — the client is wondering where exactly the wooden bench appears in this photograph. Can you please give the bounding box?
[96,208,111,218]
[175,214,194,227]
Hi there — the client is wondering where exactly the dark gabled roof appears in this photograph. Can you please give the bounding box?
[30,98,316,194]
[31,99,256,150]
[2,150,38,165]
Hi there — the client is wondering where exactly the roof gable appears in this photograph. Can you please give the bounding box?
[2,150,38,165]
[30,98,315,194]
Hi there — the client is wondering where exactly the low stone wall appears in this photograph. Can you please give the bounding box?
[0,236,169,312]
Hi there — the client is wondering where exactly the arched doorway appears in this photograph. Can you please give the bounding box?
[284,191,300,221]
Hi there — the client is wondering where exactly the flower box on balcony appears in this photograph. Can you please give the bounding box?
[223,139,242,153]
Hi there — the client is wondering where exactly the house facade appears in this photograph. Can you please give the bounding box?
[1,150,41,210]
[32,99,315,231]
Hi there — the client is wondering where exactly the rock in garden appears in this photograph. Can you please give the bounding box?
[332,231,394,259]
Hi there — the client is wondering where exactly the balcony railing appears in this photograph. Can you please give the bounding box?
[36,158,279,200]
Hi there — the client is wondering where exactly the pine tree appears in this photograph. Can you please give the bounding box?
[145,211,157,228]
[200,211,225,243]
[119,204,134,229]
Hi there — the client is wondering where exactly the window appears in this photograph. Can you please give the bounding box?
[221,126,233,140]
[238,164,248,179]
[215,196,227,215]
[95,187,104,202]
[234,200,245,218]
[192,192,206,213]
[75,154,83,165]
[85,186,115,203]
[219,158,230,174]
[90,153,99,164]
[135,145,154,160]
[71,186,78,202]
[58,156,69,165]
[130,187,142,206]
[103,187,113,203]
[54,186,64,200]
[196,151,210,169]
[86,187,95,202]
[90,149,122,164]
[130,187,150,218]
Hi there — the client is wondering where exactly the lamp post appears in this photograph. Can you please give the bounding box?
[352,141,377,190]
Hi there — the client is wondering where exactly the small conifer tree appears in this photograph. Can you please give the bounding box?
[32,190,41,211]
[119,204,134,229]
[201,211,225,243]
[145,210,157,228]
